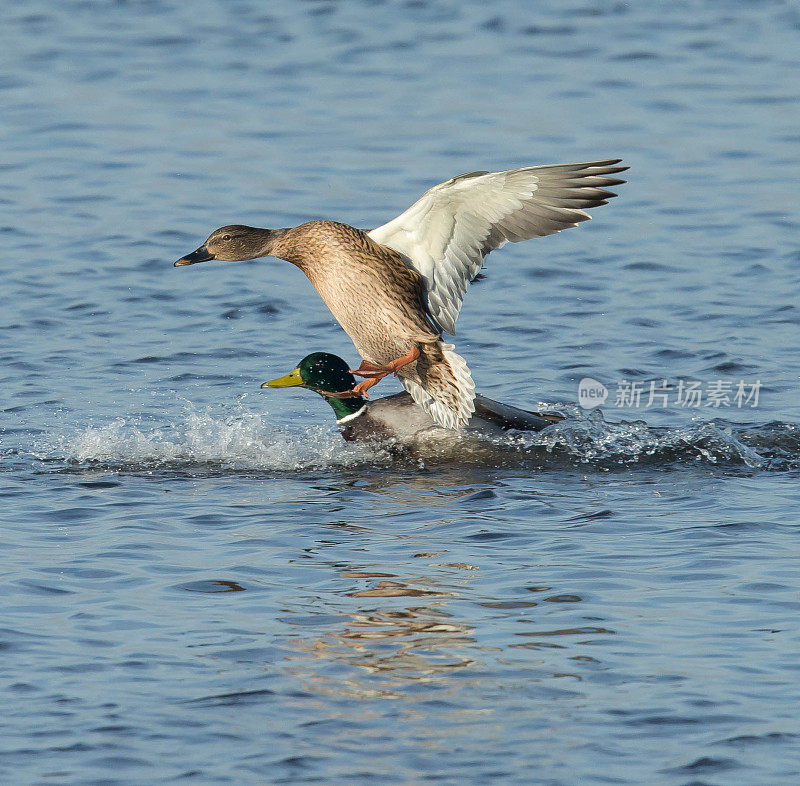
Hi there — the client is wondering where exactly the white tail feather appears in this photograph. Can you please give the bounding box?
[401,343,476,430]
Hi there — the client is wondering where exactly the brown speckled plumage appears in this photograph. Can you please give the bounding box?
[174,159,627,429]
[269,221,466,418]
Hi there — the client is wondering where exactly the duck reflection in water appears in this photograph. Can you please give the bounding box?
[282,568,478,696]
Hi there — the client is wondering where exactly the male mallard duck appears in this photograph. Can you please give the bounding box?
[263,352,564,445]
[175,160,626,429]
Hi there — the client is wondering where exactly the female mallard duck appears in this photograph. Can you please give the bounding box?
[263,352,564,445]
[175,160,626,429]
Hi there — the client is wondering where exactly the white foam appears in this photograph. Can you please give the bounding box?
[516,409,769,468]
[29,402,789,473]
[34,405,384,472]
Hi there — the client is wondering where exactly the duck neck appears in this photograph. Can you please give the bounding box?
[323,395,366,422]
[253,228,291,258]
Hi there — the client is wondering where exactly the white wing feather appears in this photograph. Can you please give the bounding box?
[368,160,627,335]
[400,342,475,429]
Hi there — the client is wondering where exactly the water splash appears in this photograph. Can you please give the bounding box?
[28,404,799,474]
[514,407,798,470]
[525,410,766,468]
[32,406,385,473]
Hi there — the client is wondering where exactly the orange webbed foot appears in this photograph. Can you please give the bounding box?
[350,347,421,380]
[318,389,364,399]
[320,377,382,400]
[349,360,390,379]
[351,378,381,398]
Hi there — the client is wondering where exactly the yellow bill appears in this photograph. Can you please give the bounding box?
[262,368,304,388]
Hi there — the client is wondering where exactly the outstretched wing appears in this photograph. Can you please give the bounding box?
[367,159,627,335]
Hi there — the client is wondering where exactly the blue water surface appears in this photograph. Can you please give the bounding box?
[2,1,800,783]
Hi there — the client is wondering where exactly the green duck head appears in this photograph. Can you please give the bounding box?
[262,353,366,421]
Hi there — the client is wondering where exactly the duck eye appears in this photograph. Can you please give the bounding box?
[222,234,232,241]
